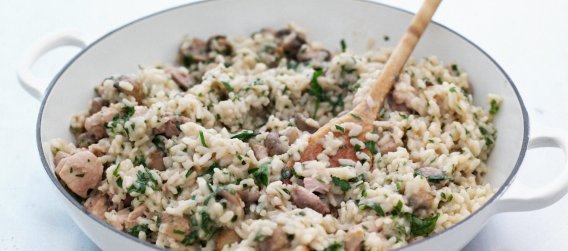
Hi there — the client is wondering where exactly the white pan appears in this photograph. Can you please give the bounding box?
[17,0,568,250]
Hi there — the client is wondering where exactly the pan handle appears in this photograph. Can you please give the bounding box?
[495,127,568,212]
[17,31,88,101]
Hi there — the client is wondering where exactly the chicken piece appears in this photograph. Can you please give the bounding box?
[345,227,365,251]
[218,190,245,220]
[55,150,103,198]
[281,127,300,145]
[264,132,288,156]
[275,28,306,60]
[303,177,329,194]
[237,187,260,207]
[257,227,289,251]
[165,67,194,91]
[215,228,241,251]
[53,151,70,167]
[294,113,318,133]
[162,214,191,242]
[125,205,148,230]
[207,35,233,56]
[88,141,109,157]
[84,106,119,140]
[148,150,165,171]
[83,192,109,220]
[153,116,191,138]
[88,97,109,115]
[179,38,208,66]
[250,143,268,160]
[290,186,329,214]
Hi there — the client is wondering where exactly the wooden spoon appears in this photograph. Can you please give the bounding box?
[295,0,442,167]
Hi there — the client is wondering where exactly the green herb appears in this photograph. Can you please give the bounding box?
[329,96,345,116]
[331,176,351,192]
[354,144,362,151]
[451,64,460,75]
[410,214,439,236]
[350,113,362,120]
[384,35,390,41]
[127,168,158,194]
[116,178,123,188]
[133,154,146,167]
[174,229,185,235]
[436,77,443,84]
[479,127,488,135]
[340,39,347,52]
[309,68,326,118]
[399,113,408,119]
[365,141,378,155]
[202,162,220,177]
[254,233,266,242]
[200,211,217,235]
[181,230,199,246]
[183,55,195,67]
[489,99,500,115]
[250,163,270,186]
[69,167,73,173]
[359,203,386,216]
[151,135,166,151]
[231,131,259,141]
[199,130,208,147]
[128,224,151,237]
[221,81,233,92]
[75,173,85,178]
[449,87,457,93]
[441,192,453,202]
[415,169,449,183]
[325,242,343,251]
[185,169,193,178]
[393,200,403,215]
[485,136,494,146]
[122,106,135,121]
[334,125,345,133]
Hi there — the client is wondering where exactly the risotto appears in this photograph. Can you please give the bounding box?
[50,24,502,251]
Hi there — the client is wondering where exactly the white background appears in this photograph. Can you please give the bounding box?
[1,0,567,250]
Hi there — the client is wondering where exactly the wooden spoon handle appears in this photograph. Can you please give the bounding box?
[353,0,441,118]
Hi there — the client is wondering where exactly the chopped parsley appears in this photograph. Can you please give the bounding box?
[127,168,158,194]
[365,141,378,155]
[489,99,500,115]
[308,68,326,118]
[441,192,454,202]
[75,173,85,178]
[280,168,292,180]
[199,130,208,147]
[133,154,146,167]
[350,113,362,120]
[334,125,345,133]
[128,224,151,237]
[231,130,259,141]
[152,135,167,152]
[221,81,233,92]
[325,241,343,251]
[331,176,351,192]
[393,200,403,215]
[181,230,199,246]
[340,39,347,52]
[451,64,460,75]
[410,214,439,236]
[250,163,270,186]
[173,229,185,235]
[415,169,449,183]
[185,169,193,178]
[359,203,386,216]
[449,87,457,93]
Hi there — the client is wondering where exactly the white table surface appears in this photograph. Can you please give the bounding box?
[1,0,567,250]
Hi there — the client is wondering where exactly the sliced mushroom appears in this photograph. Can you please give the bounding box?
[162,214,191,242]
[345,227,365,251]
[89,97,109,115]
[153,116,191,138]
[83,192,109,220]
[114,75,145,103]
[290,186,330,214]
[55,150,103,198]
[303,177,329,194]
[250,143,268,160]
[275,29,306,60]
[207,35,233,56]
[294,113,318,133]
[148,150,166,171]
[407,189,435,210]
[237,187,260,207]
[297,48,331,62]
[84,106,119,140]
[179,38,208,66]
[264,132,288,156]
[281,127,300,145]
[215,228,241,251]
[257,227,289,251]
[165,67,194,91]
